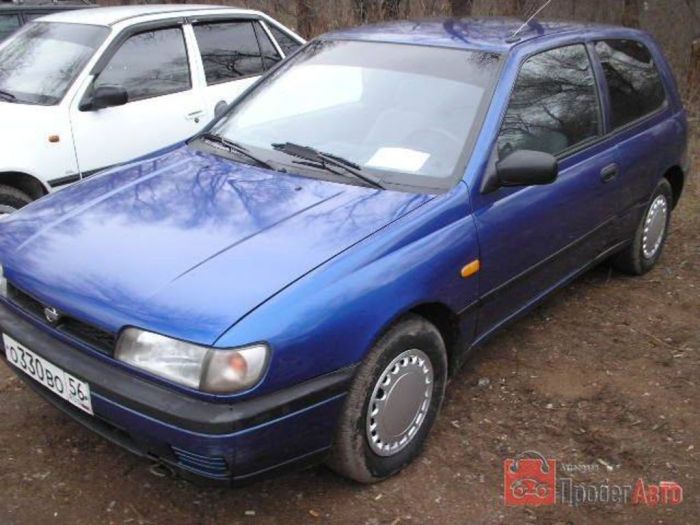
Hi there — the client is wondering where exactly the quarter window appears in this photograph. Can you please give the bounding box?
[94,28,191,102]
[0,14,21,40]
[498,44,600,159]
[595,39,666,128]
[267,24,302,56]
[193,21,265,84]
[254,22,281,70]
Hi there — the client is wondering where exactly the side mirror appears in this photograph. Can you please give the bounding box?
[214,100,229,118]
[495,150,558,188]
[82,85,128,111]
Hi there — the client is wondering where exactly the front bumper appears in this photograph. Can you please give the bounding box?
[0,301,354,484]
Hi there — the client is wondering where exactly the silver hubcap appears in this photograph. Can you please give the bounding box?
[366,349,433,457]
[642,195,668,259]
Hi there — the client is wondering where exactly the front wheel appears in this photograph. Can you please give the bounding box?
[326,314,447,483]
[613,178,673,275]
[0,184,32,217]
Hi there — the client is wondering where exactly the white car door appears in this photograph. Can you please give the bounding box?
[69,24,205,175]
[189,18,284,122]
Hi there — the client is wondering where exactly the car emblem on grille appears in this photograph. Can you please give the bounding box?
[44,306,62,324]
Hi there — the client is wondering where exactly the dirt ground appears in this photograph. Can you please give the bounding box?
[1,122,698,524]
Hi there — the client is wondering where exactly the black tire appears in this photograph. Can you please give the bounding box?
[613,178,673,275]
[0,184,32,215]
[326,314,447,483]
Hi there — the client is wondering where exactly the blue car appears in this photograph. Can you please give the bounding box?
[0,18,689,484]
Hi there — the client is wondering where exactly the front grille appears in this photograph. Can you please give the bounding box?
[6,284,116,355]
[7,283,45,317]
[59,318,117,354]
[171,446,231,479]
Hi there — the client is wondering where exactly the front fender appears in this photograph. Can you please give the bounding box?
[218,182,480,396]
[0,103,76,184]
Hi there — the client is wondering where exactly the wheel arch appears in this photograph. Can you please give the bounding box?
[663,165,684,209]
[370,301,465,376]
[0,171,50,201]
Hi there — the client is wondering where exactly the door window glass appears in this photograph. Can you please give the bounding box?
[0,14,21,40]
[498,44,600,159]
[193,21,264,84]
[94,27,191,102]
[254,22,281,70]
[595,39,666,128]
[267,24,301,56]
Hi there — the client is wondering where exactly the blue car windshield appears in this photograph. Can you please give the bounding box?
[211,40,500,190]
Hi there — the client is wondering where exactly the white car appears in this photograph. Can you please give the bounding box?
[0,4,303,213]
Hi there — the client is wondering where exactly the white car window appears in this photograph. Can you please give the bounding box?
[0,14,21,41]
[94,27,191,102]
[266,24,302,56]
[0,22,108,105]
[193,21,265,84]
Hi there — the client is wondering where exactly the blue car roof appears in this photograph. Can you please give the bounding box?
[323,17,633,53]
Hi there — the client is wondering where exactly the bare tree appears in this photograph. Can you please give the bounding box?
[353,0,402,23]
[296,0,316,38]
[623,0,640,27]
[382,0,402,19]
[353,0,370,23]
[450,0,473,17]
[505,0,531,17]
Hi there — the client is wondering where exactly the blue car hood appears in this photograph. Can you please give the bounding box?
[0,146,431,344]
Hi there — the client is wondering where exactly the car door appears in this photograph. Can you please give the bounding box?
[592,38,672,238]
[471,43,621,342]
[69,24,205,175]
[189,18,282,121]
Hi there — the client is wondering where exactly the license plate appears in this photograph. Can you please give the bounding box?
[3,334,93,415]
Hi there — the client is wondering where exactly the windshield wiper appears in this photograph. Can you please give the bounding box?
[272,142,384,190]
[200,132,277,171]
[0,89,16,102]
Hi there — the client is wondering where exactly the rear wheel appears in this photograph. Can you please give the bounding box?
[613,178,673,275]
[327,314,447,483]
[0,185,32,217]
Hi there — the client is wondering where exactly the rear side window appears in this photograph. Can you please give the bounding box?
[0,14,21,40]
[254,22,281,70]
[193,21,265,84]
[498,44,600,159]
[95,27,191,102]
[267,24,301,56]
[594,39,666,128]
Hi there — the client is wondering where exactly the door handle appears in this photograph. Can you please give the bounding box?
[186,110,205,124]
[600,163,619,183]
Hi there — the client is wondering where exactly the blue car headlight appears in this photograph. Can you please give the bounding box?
[115,328,269,394]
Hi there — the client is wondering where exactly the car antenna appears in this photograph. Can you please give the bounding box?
[507,0,555,43]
